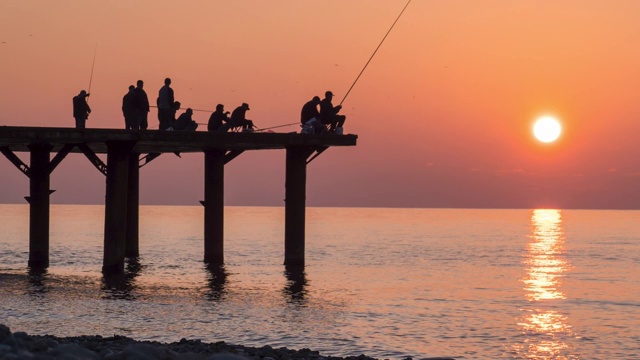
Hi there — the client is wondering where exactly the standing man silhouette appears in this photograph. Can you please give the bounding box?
[157,77,174,130]
[122,85,137,129]
[72,90,91,129]
[134,80,150,130]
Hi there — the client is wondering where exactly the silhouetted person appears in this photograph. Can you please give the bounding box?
[133,80,150,130]
[319,91,346,133]
[122,85,137,129]
[173,108,198,131]
[301,96,320,124]
[166,101,181,130]
[72,90,91,129]
[230,103,255,131]
[208,104,231,132]
[300,96,323,133]
[157,77,174,130]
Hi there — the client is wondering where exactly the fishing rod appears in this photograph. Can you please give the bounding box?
[186,121,297,132]
[339,0,412,106]
[87,44,97,97]
[151,106,298,130]
[179,122,297,132]
[188,122,298,132]
[150,103,299,132]
[255,122,298,132]
[150,105,213,113]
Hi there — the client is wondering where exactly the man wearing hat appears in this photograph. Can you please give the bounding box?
[319,91,346,133]
[230,102,255,132]
[72,90,91,129]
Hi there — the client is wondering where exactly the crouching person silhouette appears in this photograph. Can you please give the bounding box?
[208,104,231,132]
[230,103,255,132]
[173,108,198,131]
[319,91,346,134]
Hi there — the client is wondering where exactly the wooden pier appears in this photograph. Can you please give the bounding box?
[0,126,357,274]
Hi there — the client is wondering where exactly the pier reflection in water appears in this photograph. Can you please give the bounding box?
[204,263,228,301]
[27,267,50,296]
[101,258,143,300]
[514,209,576,359]
[283,265,308,304]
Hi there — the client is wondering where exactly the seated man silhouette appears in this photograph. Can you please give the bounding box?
[229,103,255,132]
[319,91,346,133]
[173,108,198,131]
[300,95,325,134]
[208,104,231,132]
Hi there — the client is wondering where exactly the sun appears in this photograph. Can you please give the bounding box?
[533,116,562,143]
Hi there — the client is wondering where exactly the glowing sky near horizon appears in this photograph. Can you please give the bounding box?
[1,1,640,209]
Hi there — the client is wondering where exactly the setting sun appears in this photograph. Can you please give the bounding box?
[533,116,562,143]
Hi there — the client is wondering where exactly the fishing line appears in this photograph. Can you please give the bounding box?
[339,0,412,106]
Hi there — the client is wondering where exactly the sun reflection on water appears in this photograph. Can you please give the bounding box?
[514,209,577,359]
[523,209,568,301]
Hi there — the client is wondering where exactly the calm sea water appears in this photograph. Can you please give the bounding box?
[0,205,639,359]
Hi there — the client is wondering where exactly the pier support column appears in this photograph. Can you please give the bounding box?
[204,150,225,264]
[28,143,53,269]
[125,152,140,258]
[284,146,312,266]
[103,141,134,275]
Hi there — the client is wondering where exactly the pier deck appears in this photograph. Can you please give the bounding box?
[0,126,357,153]
[0,126,357,274]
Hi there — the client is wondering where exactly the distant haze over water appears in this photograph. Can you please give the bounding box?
[1,205,638,359]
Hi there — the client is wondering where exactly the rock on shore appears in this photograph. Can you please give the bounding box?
[0,324,456,360]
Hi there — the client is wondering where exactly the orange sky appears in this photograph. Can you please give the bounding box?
[1,1,640,209]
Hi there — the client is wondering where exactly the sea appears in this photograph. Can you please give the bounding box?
[0,205,638,359]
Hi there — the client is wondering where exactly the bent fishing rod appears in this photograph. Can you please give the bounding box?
[339,0,412,106]
[159,0,413,133]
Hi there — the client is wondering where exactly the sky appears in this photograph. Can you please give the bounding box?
[1,1,640,209]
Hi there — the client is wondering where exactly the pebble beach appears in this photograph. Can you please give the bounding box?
[0,325,455,360]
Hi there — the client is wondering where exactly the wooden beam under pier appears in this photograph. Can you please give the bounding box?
[204,150,226,264]
[285,146,316,267]
[126,152,140,258]
[28,143,53,268]
[102,141,136,275]
[0,146,30,176]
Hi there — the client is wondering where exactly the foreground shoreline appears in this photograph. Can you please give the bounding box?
[0,325,455,360]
